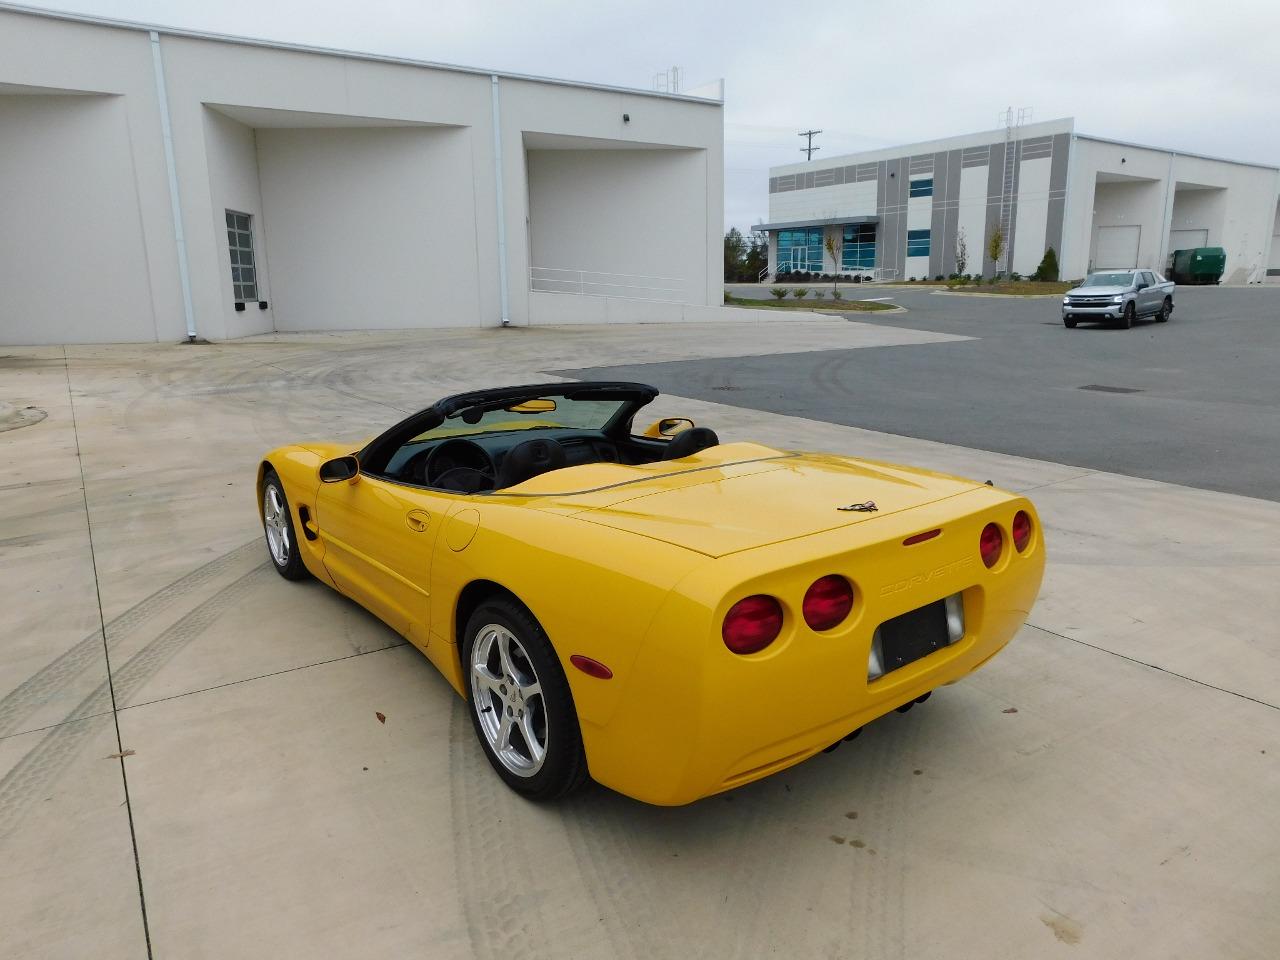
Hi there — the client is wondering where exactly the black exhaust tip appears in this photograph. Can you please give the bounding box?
[843,727,863,741]
[896,701,914,714]
[915,691,932,705]
[822,741,841,754]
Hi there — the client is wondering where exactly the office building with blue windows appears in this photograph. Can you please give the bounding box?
[758,118,1280,284]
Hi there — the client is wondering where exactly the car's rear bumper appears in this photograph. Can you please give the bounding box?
[581,487,1045,805]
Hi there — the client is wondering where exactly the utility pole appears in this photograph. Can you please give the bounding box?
[798,129,822,161]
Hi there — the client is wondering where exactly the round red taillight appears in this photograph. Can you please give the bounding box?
[722,595,784,654]
[979,522,1003,569]
[1012,510,1033,552]
[802,575,854,631]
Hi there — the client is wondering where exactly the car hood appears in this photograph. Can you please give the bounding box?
[520,443,985,557]
[1066,285,1129,297]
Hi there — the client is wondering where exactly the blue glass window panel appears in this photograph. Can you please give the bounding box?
[841,223,876,269]
[777,227,824,271]
[909,178,933,198]
[906,228,931,258]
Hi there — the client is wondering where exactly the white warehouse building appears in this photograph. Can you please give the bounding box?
[0,4,724,345]
[761,117,1280,285]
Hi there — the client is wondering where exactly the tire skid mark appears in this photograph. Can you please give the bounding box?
[0,563,269,841]
[555,793,695,960]
[0,541,261,738]
[857,720,920,960]
[719,789,797,960]
[447,698,556,960]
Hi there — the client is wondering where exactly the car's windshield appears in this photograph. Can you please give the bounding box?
[1083,272,1134,287]
[408,397,628,443]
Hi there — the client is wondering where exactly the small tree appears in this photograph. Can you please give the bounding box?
[987,227,1006,278]
[723,228,747,282]
[1033,246,1060,282]
[954,229,969,277]
[824,233,844,294]
[744,231,769,282]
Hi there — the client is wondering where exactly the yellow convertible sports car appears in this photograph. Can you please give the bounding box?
[258,382,1044,805]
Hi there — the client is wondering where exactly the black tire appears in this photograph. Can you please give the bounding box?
[1157,298,1172,322]
[262,470,309,581]
[1064,317,1077,329]
[1121,301,1135,329]
[462,598,588,801]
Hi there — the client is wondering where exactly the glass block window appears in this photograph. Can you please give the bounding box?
[906,229,931,258]
[777,227,824,272]
[909,177,933,198]
[226,211,258,302]
[841,224,876,270]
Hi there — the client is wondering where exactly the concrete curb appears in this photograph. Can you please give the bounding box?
[821,304,908,316]
[929,289,1065,300]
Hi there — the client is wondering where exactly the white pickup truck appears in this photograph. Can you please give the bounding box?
[1061,269,1175,329]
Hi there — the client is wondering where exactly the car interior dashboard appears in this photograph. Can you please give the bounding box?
[378,426,719,494]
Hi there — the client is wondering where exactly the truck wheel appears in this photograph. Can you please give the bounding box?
[1121,302,1135,329]
[1157,299,1172,322]
[1064,317,1077,329]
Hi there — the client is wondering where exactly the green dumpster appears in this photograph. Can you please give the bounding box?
[1168,247,1225,285]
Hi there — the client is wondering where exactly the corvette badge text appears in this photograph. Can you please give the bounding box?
[879,556,975,597]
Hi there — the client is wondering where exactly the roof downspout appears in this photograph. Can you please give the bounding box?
[1157,151,1176,273]
[148,31,197,341]
[490,75,511,327]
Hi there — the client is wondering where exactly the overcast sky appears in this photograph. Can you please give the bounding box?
[30,0,1280,233]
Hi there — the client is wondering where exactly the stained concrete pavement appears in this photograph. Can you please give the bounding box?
[1,318,1276,959]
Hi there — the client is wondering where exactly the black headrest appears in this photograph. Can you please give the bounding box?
[495,438,566,489]
[663,427,720,460]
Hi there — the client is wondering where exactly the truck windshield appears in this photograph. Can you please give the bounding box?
[1083,272,1134,286]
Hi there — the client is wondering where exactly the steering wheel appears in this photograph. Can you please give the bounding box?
[422,438,495,488]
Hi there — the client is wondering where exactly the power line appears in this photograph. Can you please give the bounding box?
[798,129,822,160]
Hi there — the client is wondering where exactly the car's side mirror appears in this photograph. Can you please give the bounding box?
[642,417,695,439]
[319,455,360,483]
[1136,282,1148,290]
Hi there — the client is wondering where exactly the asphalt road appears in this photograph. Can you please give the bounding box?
[561,286,1280,501]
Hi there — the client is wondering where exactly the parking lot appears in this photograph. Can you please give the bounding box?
[680,286,1280,499]
[2,299,1278,958]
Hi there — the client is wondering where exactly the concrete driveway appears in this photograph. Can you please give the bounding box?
[2,318,1276,959]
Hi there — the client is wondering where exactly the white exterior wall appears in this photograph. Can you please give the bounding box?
[1060,137,1278,282]
[768,180,876,224]
[256,126,482,332]
[1269,200,1280,281]
[1012,156,1051,276]
[202,109,273,338]
[1168,187,1224,250]
[0,17,186,343]
[955,165,988,277]
[0,7,723,344]
[526,148,707,304]
[0,93,162,344]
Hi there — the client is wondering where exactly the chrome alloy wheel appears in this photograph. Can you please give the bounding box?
[470,624,548,778]
[263,484,290,567]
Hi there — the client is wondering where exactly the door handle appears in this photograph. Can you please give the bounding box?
[405,510,431,532]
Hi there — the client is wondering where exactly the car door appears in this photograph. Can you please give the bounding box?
[314,472,446,648]
[1138,271,1158,314]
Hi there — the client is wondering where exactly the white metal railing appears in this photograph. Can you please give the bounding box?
[871,267,898,282]
[530,267,688,303]
[758,265,771,282]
